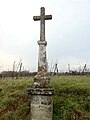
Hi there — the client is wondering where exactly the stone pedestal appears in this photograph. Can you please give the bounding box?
[28,88,54,120]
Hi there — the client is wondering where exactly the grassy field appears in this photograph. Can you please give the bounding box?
[0,76,90,120]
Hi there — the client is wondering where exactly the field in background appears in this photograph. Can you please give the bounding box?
[0,76,90,120]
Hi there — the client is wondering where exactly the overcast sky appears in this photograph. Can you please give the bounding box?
[0,0,90,72]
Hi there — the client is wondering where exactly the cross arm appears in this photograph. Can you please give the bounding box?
[33,16,41,21]
[45,15,52,20]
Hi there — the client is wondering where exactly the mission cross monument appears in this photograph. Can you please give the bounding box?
[28,7,54,120]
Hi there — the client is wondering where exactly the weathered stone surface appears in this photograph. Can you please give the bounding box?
[28,88,54,120]
[31,94,53,120]
[28,88,54,95]
[41,95,53,105]
[28,7,54,120]
[31,105,53,120]
[33,7,52,88]
[34,76,50,88]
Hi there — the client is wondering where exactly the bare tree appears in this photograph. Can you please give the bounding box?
[82,64,87,75]
[53,62,59,76]
[68,64,70,73]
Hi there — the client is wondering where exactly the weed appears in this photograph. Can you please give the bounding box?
[2,111,14,120]
[1,97,15,107]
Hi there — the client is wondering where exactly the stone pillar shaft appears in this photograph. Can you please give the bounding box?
[38,41,47,72]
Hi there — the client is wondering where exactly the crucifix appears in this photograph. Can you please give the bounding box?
[33,7,52,88]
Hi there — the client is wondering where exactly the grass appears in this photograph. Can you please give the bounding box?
[52,76,90,119]
[0,76,90,120]
[0,77,33,120]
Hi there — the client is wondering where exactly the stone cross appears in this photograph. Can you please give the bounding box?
[33,7,52,88]
[33,7,52,42]
[28,7,54,120]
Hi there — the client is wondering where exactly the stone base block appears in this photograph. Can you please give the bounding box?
[28,88,54,120]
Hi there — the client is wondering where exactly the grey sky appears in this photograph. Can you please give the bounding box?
[0,0,90,72]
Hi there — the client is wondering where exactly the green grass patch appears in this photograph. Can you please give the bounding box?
[0,76,90,120]
[51,76,90,119]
